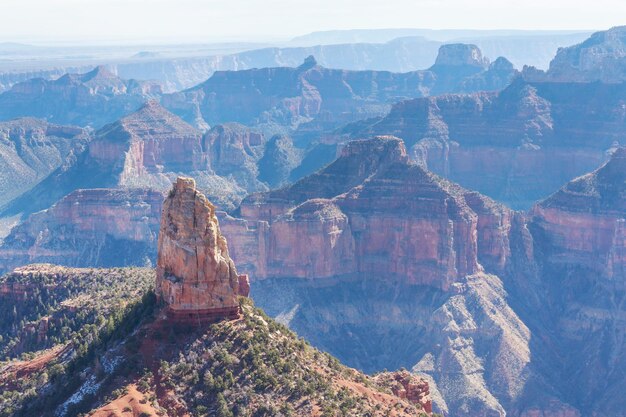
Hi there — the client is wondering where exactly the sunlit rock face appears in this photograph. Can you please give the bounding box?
[0,188,164,273]
[157,177,248,322]
[221,136,514,291]
[531,147,626,278]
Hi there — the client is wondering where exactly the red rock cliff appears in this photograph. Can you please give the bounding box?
[156,177,248,321]
[221,136,514,290]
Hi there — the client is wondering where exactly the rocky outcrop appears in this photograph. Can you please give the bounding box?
[221,136,513,291]
[348,78,624,209]
[432,44,490,69]
[537,26,626,83]
[0,66,161,127]
[162,48,515,132]
[530,147,626,278]
[374,370,432,413]
[156,177,248,321]
[0,118,90,207]
[427,44,502,95]
[0,188,164,273]
[87,100,208,183]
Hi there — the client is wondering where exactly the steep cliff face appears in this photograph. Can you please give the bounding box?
[223,137,513,291]
[156,177,248,321]
[162,47,516,131]
[89,102,266,206]
[349,78,624,209]
[427,44,491,95]
[0,66,161,127]
[220,136,612,417]
[87,100,207,180]
[0,118,90,206]
[530,147,626,278]
[521,147,626,416]
[539,26,626,82]
[1,102,252,219]
[0,188,163,273]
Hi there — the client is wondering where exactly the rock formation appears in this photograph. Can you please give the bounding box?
[156,177,248,321]
[0,66,161,127]
[374,370,432,413]
[536,25,626,83]
[1,101,252,219]
[530,147,626,278]
[221,136,513,291]
[257,134,302,188]
[202,123,268,193]
[162,47,516,132]
[0,188,164,274]
[346,77,624,209]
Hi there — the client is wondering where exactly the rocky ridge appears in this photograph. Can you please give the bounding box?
[345,77,624,209]
[536,25,626,82]
[0,66,161,127]
[0,220,435,417]
[162,46,517,132]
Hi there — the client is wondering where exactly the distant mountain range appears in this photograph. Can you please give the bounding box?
[0,29,592,93]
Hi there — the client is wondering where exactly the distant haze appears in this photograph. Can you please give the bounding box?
[2,0,624,44]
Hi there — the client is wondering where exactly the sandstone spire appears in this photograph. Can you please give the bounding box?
[157,177,249,321]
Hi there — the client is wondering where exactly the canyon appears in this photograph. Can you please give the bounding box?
[0,180,435,417]
[0,137,623,416]
[346,78,623,209]
[0,26,623,417]
[233,143,626,417]
[162,46,517,132]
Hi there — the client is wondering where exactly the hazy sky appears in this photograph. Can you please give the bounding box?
[3,0,625,43]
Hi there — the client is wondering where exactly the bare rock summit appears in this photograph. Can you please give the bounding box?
[156,177,249,322]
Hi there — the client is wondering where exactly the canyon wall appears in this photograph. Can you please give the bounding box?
[347,78,624,209]
[0,188,163,273]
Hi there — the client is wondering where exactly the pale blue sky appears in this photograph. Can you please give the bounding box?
[2,0,625,43]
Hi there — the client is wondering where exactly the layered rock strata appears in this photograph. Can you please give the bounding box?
[221,136,513,291]
[0,188,164,273]
[156,177,249,322]
[0,66,161,127]
[347,78,624,208]
[163,48,516,131]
